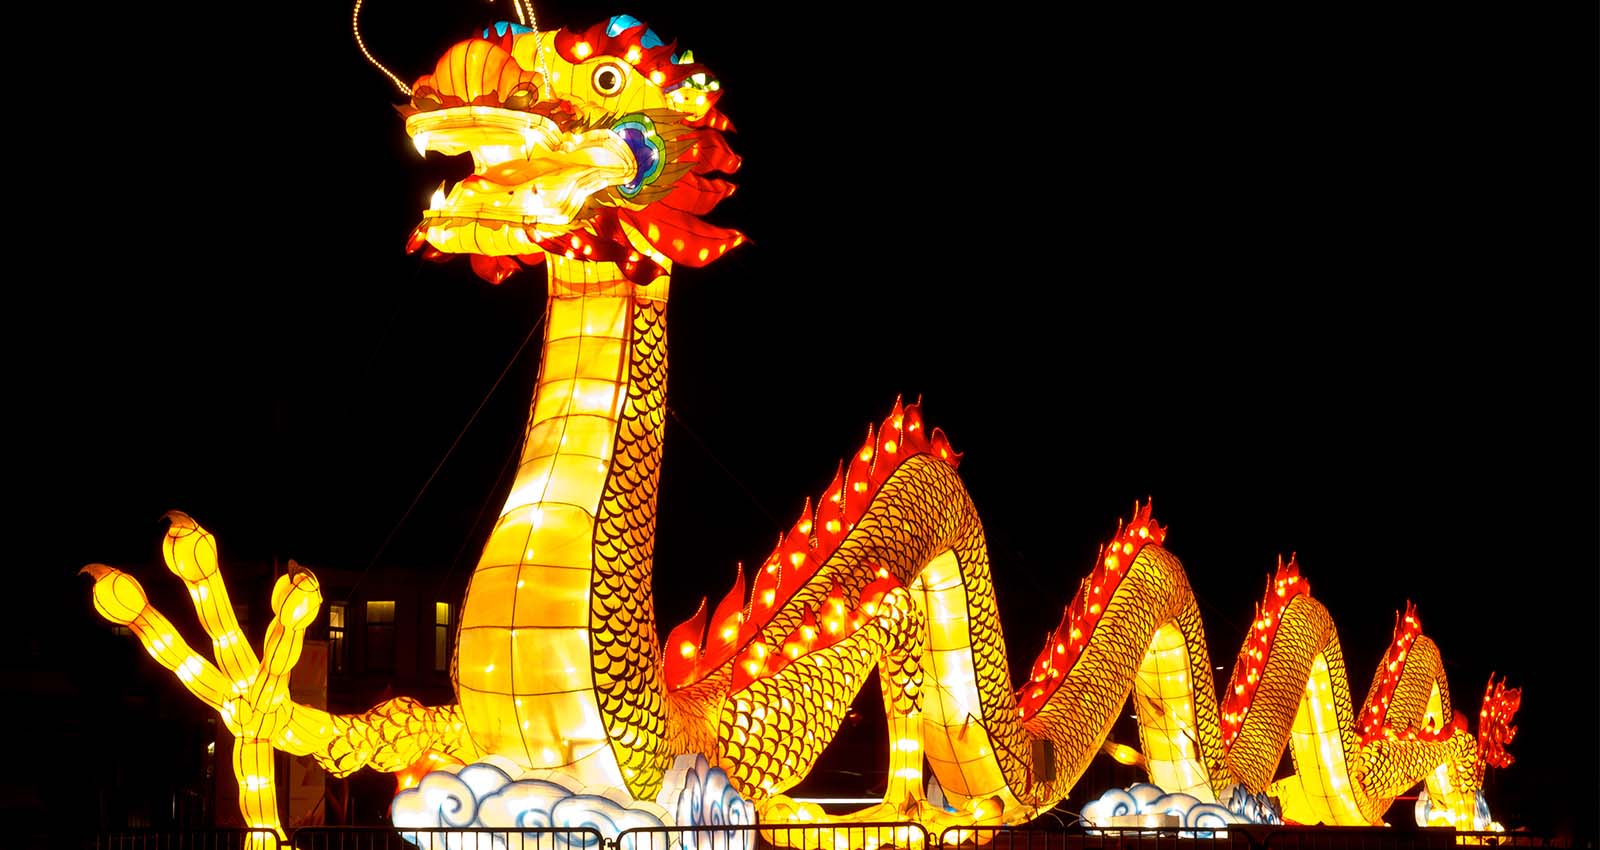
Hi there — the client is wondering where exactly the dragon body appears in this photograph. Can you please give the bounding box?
[82,15,1519,844]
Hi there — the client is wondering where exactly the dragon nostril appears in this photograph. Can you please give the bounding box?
[503,85,537,111]
[411,86,444,112]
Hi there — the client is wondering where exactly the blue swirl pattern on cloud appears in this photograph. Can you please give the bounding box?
[391,760,670,849]
[1415,787,1495,830]
[1081,782,1282,834]
[666,755,756,850]
[388,754,757,850]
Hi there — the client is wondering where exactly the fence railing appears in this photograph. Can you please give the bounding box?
[288,825,605,849]
[614,821,930,850]
[71,829,283,849]
[942,824,1247,850]
[72,825,1585,850]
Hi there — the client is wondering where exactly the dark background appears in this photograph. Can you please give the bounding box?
[12,0,1596,841]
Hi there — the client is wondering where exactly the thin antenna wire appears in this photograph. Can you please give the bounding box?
[509,0,526,26]
[666,406,785,533]
[522,0,552,100]
[353,0,412,96]
[432,437,522,601]
[341,311,547,606]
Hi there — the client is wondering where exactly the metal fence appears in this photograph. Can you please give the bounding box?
[942,825,1246,850]
[938,827,1584,850]
[72,825,1585,850]
[613,821,931,850]
[288,826,604,849]
[71,829,283,849]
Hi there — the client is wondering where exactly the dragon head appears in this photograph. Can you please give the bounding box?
[400,16,744,284]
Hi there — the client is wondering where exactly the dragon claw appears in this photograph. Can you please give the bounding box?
[83,513,330,841]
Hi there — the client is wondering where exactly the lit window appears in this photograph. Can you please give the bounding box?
[328,603,346,674]
[366,601,395,671]
[434,602,452,673]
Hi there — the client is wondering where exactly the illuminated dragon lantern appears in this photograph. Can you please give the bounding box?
[82,13,1522,847]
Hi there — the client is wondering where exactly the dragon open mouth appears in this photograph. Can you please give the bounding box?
[407,106,638,256]
[393,21,744,282]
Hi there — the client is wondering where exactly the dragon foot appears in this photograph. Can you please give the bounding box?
[82,512,323,846]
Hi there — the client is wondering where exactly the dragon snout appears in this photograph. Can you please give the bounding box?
[404,106,646,255]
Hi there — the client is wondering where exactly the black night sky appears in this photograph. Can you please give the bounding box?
[14,0,1596,842]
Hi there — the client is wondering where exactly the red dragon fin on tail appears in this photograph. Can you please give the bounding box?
[1477,674,1521,772]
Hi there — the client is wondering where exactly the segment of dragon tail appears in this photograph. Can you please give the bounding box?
[664,397,959,692]
[1359,602,1462,746]
[1016,501,1167,720]
[1014,503,1235,808]
[731,574,904,692]
[1222,556,1311,750]
[1477,675,1521,774]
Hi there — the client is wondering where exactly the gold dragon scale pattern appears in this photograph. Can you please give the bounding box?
[81,14,1520,845]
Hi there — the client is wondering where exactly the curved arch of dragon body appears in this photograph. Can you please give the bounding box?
[81,14,1520,845]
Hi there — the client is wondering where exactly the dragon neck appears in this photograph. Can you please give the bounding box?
[455,254,670,793]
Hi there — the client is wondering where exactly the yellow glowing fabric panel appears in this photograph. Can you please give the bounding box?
[1133,624,1214,801]
[911,551,1015,809]
[1281,653,1369,825]
[455,258,664,792]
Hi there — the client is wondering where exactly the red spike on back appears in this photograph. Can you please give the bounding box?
[874,397,906,476]
[798,496,816,541]
[1357,600,1424,744]
[1477,674,1521,773]
[662,598,708,684]
[743,553,783,641]
[709,566,746,641]
[1219,554,1311,748]
[813,463,847,551]
[929,428,962,468]
[665,401,962,692]
[843,424,875,523]
[1017,501,1165,721]
[662,566,746,689]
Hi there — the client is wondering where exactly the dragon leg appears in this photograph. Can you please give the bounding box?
[83,514,477,838]
[83,512,321,845]
[719,584,922,802]
[741,582,991,848]
[877,618,931,815]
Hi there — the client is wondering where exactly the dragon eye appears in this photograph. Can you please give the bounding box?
[592,62,627,96]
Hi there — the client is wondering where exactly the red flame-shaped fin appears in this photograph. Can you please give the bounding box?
[1477,674,1521,773]
[1218,554,1310,748]
[1357,601,1423,744]
[664,400,958,692]
[1017,501,1166,721]
[729,574,905,693]
[663,597,709,684]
